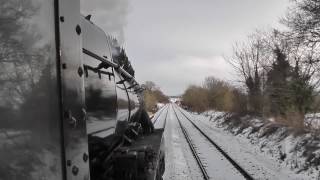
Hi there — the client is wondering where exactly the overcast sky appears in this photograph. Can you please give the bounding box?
[81,0,290,95]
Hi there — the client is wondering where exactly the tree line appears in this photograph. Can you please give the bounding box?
[182,0,320,128]
[107,38,169,113]
[143,81,169,113]
[181,77,247,114]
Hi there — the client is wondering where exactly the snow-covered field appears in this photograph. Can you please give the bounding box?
[153,103,320,180]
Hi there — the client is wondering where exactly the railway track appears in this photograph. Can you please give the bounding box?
[162,105,169,128]
[152,104,170,130]
[172,105,210,180]
[152,104,168,125]
[172,104,254,180]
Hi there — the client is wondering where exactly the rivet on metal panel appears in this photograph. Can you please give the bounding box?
[75,25,81,35]
[66,160,72,166]
[60,16,64,22]
[83,153,88,162]
[62,63,67,69]
[72,166,79,176]
[78,66,84,77]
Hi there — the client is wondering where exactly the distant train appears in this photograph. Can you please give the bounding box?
[0,1,164,180]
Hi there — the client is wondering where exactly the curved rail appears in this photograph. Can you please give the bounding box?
[174,105,254,180]
[172,105,210,180]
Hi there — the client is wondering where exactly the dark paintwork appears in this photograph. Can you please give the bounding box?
[81,18,113,60]
[82,18,117,138]
[127,85,140,121]
[58,0,90,179]
[114,71,130,135]
[129,92,140,119]
[0,0,63,179]
[0,1,157,179]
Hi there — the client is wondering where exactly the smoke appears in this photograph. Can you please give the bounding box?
[80,0,129,44]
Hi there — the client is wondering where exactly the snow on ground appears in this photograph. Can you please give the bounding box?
[155,104,203,180]
[152,104,320,179]
[170,97,181,103]
[179,107,320,180]
[305,113,320,130]
[153,104,168,129]
[174,106,246,179]
[157,103,166,109]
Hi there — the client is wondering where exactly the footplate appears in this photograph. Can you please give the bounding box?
[113,129,165,180]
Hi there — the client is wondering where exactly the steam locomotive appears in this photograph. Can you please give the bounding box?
[0,1,164,180]
[82,15,165,180]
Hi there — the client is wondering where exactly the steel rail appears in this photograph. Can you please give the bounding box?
[172,105,210,180]
[152,104,168,125]
[174,105,254,180]
[162,105,170,129]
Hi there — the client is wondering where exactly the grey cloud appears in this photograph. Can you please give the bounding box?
[125,0,290,95]
[80,0,129,43]
[80,0,290,95]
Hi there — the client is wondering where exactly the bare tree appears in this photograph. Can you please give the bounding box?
[203,77,232,111]
[282,0,320,89]
[182,85,209,113]
[283,0,320,47]
[142,81,168,112]
[143,81,157,91]
[227,31,272,114]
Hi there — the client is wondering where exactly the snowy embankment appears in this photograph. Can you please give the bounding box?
[193,110,320,179]
[305,113,320,130]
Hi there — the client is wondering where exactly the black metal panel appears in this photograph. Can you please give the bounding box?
[114,71,130,135]
[0,0,63,179]
[126,81,140,121]
[81,18,112,61]
[81,17,117,138]
[58,0,89,179]
[84,61,117,138]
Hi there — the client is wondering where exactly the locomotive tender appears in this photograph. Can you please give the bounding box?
[0,0,164,179]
